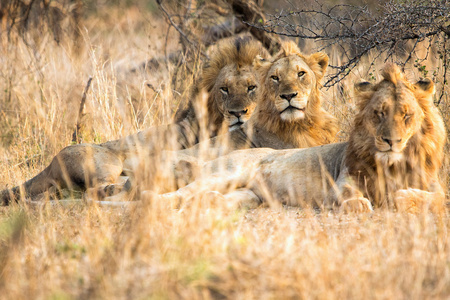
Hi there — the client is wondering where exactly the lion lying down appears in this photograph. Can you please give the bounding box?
[102,41,339,199]
[151,64,446,213]
[1,37,269,205]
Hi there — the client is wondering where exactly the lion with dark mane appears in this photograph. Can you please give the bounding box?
[154,63,446,213]
[1,37,269,205]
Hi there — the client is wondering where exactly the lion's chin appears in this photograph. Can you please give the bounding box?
[375,151,404,166]
[228,117,246,129]
[228,122,243,130]
[280,107,305,122]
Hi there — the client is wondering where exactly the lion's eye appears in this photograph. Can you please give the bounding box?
[271,75,279,82]
[298,71,306,77]
[404,114,411,122]
[248,85,256,92]
[220,87,228,94]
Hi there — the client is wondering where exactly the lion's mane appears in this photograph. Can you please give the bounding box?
[249,41,338,148]
[175,37,270,137]
[345,63,446,206]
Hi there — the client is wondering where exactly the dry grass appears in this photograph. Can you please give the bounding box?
[1,6,450,299]
[1,201,450,299]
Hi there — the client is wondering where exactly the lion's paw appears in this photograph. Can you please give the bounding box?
[340,197,373,214]
[394,188,429,213]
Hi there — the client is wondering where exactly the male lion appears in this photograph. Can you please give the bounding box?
[1,37,269,205]
[178,40,338,160]
[103,41,339,199]
[153,63,446,213]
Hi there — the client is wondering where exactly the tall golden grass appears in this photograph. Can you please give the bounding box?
[0,6,449,299]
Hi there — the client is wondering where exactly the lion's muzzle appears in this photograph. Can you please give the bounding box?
[228,109,250,128]
[278,93,307,121]
[280,92,298,101]
[375,135,406,153]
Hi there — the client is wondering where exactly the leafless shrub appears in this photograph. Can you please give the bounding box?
[249,0,450,93]
[151,0,280,68]
[0,0,83,46]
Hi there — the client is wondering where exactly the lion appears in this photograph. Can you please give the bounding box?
[177,40,338,160]
[0,37,269,205]
[102,41,339,200]
[152,63,446,213]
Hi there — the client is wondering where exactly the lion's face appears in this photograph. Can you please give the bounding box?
[213,64,260,129]
[263,53,327,122]
[356,79,429,165]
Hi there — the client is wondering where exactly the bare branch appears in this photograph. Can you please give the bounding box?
[226,0,281,53]
[202,17,246,46]
[72,76,93,144]
[247,1,450,87]
[156,0,208,59]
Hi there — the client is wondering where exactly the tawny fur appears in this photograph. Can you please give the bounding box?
[0,37,269,204]
[106,41,339,199]
[176,37,270,136]
[180,40,339,159]
[154,63,446,213]
[345,63,446,207]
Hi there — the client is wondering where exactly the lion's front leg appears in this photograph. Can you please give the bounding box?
[141,170,249,208]
[140,190,184,208]
[141,190,225,209]
[331,168,373,213]
[142,188,261,210]
[394,186,445,214]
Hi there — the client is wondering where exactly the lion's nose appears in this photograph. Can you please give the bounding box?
[229,109,248,118]
[280,92,298,101]
[382,137,402,147]
[382,138,393,147]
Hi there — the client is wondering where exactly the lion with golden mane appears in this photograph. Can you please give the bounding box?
[153,63,446,213]
[1,37,269,205]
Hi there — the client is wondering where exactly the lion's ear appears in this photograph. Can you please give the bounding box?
[253,55,267,67]
[413,78,435,104]
[253,55,272,77]
[354,81,375,110]
[307,52,329,81]
[354,81,374,93]
[414,78,435,95]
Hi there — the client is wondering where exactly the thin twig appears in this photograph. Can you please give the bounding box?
[156,0,208,59]
[72,76,93,144]
[437,37,448,105]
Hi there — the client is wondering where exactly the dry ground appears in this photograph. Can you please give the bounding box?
[0,6,450,299]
